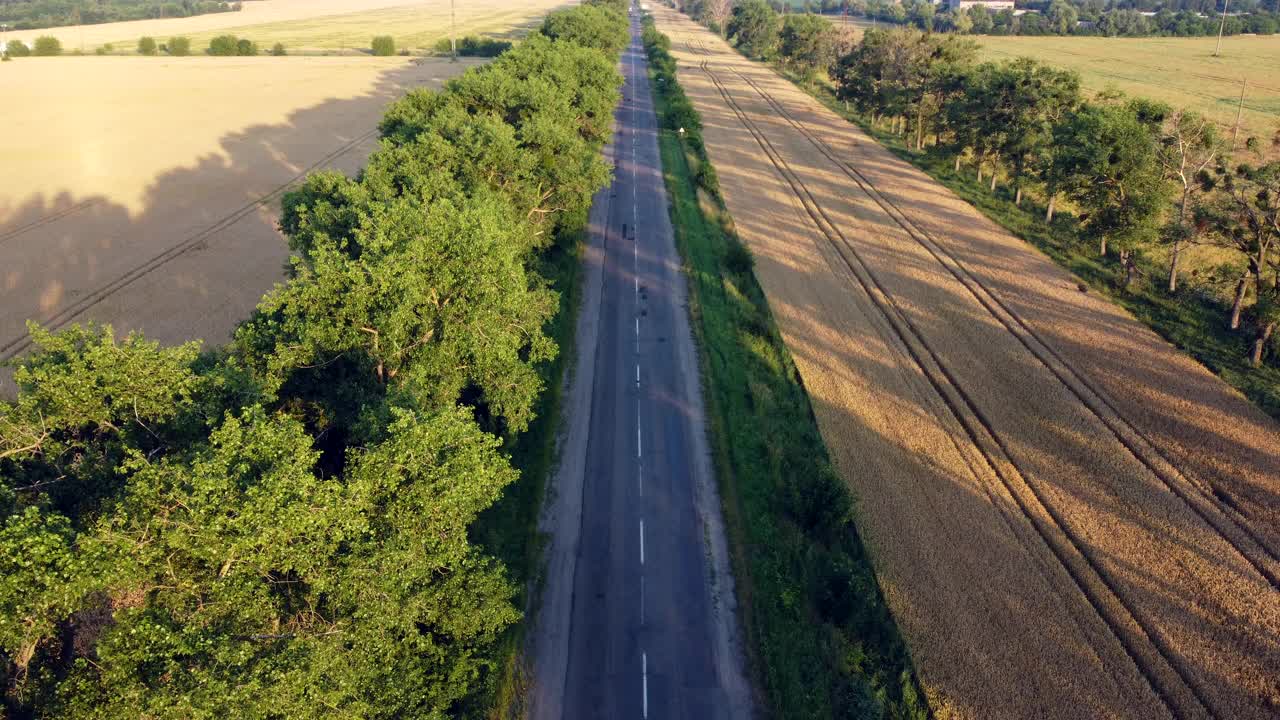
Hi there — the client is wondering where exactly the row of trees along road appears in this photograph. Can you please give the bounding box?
[0,0,629,717]
[711,1,1280,368]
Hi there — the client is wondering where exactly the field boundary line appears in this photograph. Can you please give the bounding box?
[718,58,1280,590]
[0,127,380,362]
[691,45,1215,720]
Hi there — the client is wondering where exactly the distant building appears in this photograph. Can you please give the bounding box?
[946,0,1016,10]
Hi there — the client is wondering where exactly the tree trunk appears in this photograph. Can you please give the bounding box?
[1099,236,1107,257]
[989,171,997,192]
[915,105,924,150]
[1251,321,1275,366]
[1230,276,1247,329]
[977,162,984,183]
[1120,250,1137,289]
[1014,186,1023,206]
[1045,193,1056,223]
[954,154,962,173]
[1167,241,1182,294]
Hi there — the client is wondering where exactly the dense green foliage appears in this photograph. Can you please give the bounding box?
[269,41,285,56]
[845,0,1280,37]
[0,3,628,716]
[370,34,395,56]
[4,39,31,57]
[540,2,629,54]
[777,13,837,75]
[135,35,155,55]
[432,35,513,57]
[30,34,58,54]
[644,16,928,720]
[167,36,190,56]
[0,0,239,31]
[727,0,779,58]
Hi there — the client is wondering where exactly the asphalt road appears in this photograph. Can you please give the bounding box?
[528,11,751,720]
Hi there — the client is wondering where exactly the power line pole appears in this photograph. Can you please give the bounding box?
[1214,0,1228,57]
[1231,77,1247,151]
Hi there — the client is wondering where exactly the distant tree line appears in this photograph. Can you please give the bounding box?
[0,0,629,717]
[0,0,240,31]
[704,2,1279,366]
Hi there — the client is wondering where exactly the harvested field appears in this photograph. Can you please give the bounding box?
[5,0,568,53]
[0,55,481,384]
[651,6,1280,719]
[975,34,1280,157]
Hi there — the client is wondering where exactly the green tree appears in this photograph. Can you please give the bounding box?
[728,0,780,59]
[1057,102,1169,286]
[32,35,61,55]
[136,36,156,55]
[986,58,1081,205]
[1157,109,1223,292]
[1047,0,1079,34]
[5,39,31,57]
[270,41,286,56]
[540,4,629,53]
[779,13,836,76]
[168,36,190,55]
[968,4,994,33]
[371,34,396,56]
[235,37,257,55]
[208,34,238,55]
[1200,161,1280,344]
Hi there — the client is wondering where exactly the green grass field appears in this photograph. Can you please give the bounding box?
[975,33,1280,152]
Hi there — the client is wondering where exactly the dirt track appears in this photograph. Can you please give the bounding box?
[651,7,1280,719]
[0,56,480,384]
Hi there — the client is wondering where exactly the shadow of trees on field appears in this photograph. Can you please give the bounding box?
[0,58,485,396]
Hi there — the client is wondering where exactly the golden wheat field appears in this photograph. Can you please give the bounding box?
[5,0,568,53]
[655,6,1280,719]
[0,53,483,375]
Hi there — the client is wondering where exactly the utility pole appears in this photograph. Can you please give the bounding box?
[1214,0,1228,57]
[1231,77,1247,151]
[450,0,457,62]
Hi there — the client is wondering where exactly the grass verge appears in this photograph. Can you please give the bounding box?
[784,71,1280,422]
[643,17,927,720]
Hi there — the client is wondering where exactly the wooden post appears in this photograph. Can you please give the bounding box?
[1231,78,1246,151]
[1214,0,1229,57]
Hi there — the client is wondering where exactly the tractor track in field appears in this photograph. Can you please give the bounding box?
[700,43,1280,591]
[691,46,1229,720]
[0,126,380,362]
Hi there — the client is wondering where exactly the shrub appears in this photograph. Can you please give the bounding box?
[1,54,9,61]
[371,34,395,56]
[270,42,286,56]
[5,40,30,57]
[32,35,61,56]
[137,36,157,55]
[168,36,191,56]
[208,34,238,55]
[235,38,257,55]
[433,34,513,56]
[94,46,106,55]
